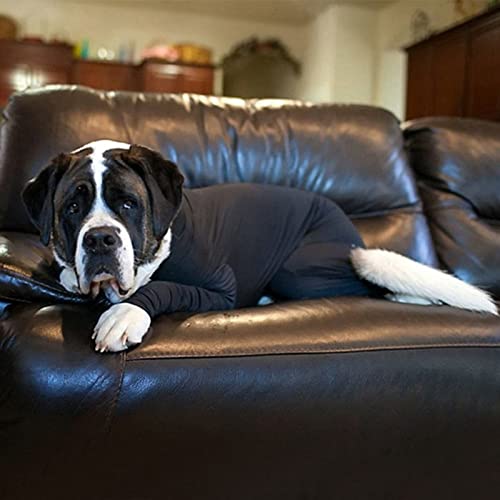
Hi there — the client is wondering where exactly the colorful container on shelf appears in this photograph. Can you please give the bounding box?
[174,44,212,65]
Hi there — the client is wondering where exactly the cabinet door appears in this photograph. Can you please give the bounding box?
[72,60,137,91]
[466,15,500,121]
[179,66,214,94]
[0,63,68,105]
[0,63,31,105]
[0,40,72,107]
[406,44,433,120]
[141,63,183,93]
[141,62,214,94]
[432,33,467,117]
[406,33,467,120]
[30,64,71,87]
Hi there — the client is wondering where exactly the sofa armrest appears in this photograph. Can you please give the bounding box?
[0,231,88,304]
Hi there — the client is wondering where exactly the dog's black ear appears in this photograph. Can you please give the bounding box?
[22,154,69,246]
[117,145,184,238]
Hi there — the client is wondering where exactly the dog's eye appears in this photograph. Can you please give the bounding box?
[67,202,80,215]
[76,185,87,194]
[122,200,135,210]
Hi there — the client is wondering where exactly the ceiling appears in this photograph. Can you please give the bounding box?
[70,0,395,25]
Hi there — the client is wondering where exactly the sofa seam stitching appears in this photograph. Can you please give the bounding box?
[126,341,500,361]
[104,353,126,434]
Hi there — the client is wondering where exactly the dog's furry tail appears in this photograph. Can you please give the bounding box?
[350,248,498,315]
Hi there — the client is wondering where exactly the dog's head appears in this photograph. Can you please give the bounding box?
[22,140,184,303]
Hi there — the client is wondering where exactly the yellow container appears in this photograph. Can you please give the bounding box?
[174,44,212,65]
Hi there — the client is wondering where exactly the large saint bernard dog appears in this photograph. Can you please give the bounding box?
[22,140,497,353]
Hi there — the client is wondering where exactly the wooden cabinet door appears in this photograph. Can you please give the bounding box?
[0,63,70,106]
[31,64,71,87]
[0,62,31,104]
[72,60,137,91]
[466,15,500,121]
[179,66,214,94]
[432,33,467,117]
[406,7,500,121]
[0,40,72,107]
[406,44,433,120]
[140,62,214,94]
[406,33,467,120]
[140,62,183,93]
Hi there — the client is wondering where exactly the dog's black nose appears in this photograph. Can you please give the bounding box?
[83,227,120,254]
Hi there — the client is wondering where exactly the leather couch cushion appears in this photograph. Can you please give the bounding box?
[2,299,500,499]
[404,117,500,296]
[0,85,436,265]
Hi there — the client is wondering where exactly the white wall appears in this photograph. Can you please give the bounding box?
[331,5,376,104]
[0,0,308,96]
[298,4,377,105]
[298,5,336,102]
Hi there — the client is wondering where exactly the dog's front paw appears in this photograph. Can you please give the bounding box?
[93,303,151,353]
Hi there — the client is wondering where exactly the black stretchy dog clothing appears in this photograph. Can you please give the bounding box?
[125,184,383,318]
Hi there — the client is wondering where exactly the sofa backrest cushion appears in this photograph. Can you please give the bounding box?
[0,85,436,265]
[404,117,500,295]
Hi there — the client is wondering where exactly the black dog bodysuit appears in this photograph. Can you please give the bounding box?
[125,184,383,318]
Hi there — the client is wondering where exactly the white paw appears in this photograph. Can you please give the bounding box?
[93,303,151,353]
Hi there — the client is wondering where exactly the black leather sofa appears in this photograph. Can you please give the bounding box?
[1,86,500,500]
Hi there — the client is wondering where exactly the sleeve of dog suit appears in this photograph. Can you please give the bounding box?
[124,263,237,318]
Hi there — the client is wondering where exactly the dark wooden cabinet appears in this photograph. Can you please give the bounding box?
[432,33,467,116]
[0,40,215,107]
[0,40,73,106]
[72,60,138,91]
[140,60,214,94]
[406,44,433,119]
[406,6,500,121]
[466,14,500,120]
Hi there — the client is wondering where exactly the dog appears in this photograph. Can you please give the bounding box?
[22,140,497,353]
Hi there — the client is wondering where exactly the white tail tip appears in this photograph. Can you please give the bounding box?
[350,248,498,315]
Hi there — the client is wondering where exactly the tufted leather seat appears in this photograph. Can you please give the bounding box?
[404,117,500,295]
[1,86,500,500]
